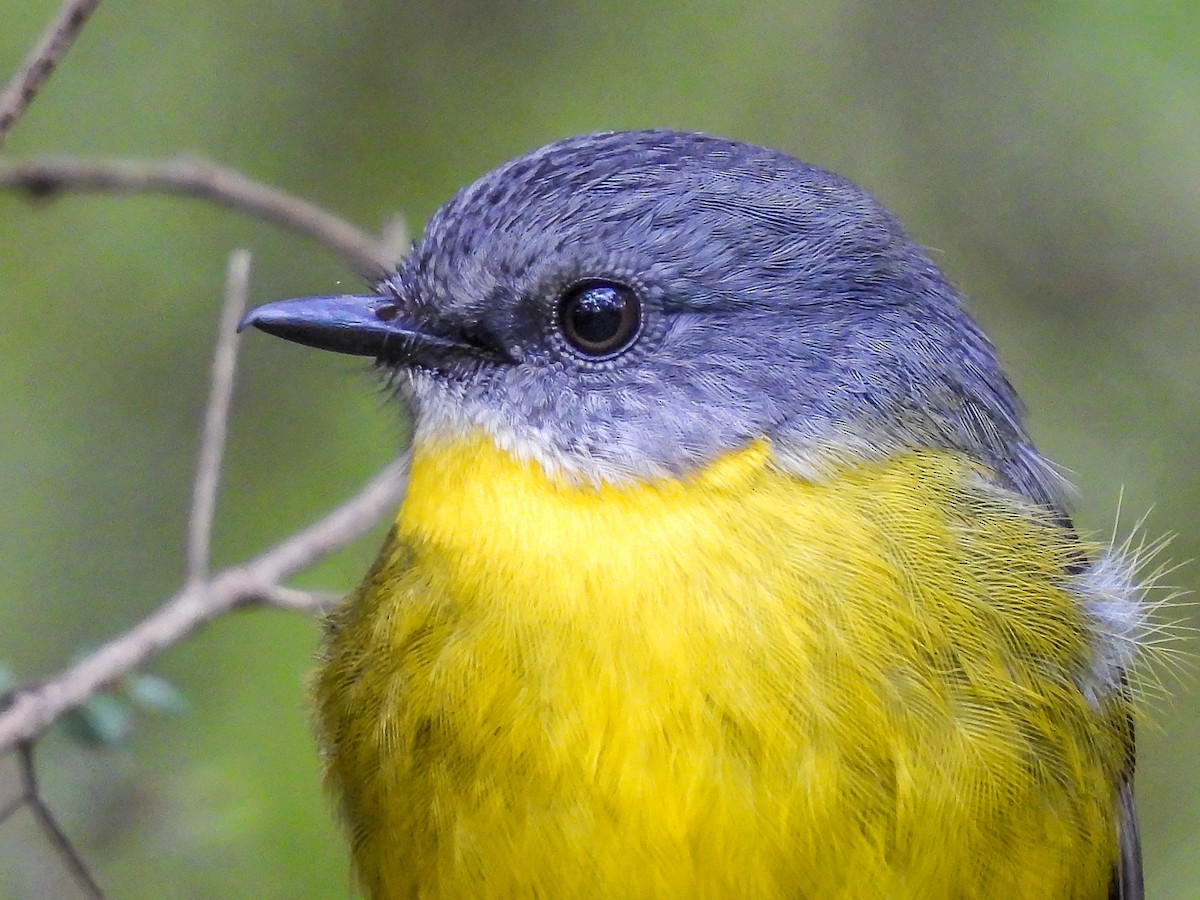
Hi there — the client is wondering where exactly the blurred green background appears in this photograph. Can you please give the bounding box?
[2,1,1197,896]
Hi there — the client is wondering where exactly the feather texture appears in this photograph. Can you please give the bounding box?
[316,432,1133,899]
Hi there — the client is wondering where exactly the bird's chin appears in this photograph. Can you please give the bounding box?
[392,369,472,435]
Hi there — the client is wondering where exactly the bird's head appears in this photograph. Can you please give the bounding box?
[243,130,1060,504]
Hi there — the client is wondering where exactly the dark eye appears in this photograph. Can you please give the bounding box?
[557,281,641,358]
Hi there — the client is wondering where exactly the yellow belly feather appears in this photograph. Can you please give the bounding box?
[316,432,1128,899]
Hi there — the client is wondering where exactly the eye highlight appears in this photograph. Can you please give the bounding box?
[556,280,641,358]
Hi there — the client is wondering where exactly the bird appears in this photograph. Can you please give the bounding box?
[241,130,1149,899]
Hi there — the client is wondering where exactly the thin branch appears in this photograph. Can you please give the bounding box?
[246,452,409,582]
[187,250,251,584]
[17,744,105,899]
[253,585,344,615]
[378,214,412,264]
[0,454,407,753]
[0,0,104,146]
[0,156,398,277]
[0,773,26,827]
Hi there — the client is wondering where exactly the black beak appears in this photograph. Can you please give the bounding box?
[238,294,470,358]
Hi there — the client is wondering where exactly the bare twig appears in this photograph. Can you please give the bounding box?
[254,585,344,615]
[17,744,105,898]
[187,250,251,584]
[379,214,413,264]
[0,0,104,146]
[0,455,407,753]
[0,156,398,277]
[0,781,24,828]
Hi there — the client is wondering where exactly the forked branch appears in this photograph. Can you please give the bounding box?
[0,252,407,751]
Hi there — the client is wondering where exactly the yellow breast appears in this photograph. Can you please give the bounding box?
[316,431,1128,899]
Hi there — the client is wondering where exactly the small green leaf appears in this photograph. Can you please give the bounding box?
[0,663,13,696]
[61,695,132,747]
[125,673,188,715]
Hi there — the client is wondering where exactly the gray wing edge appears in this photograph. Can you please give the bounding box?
[1110,779,1144,900]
